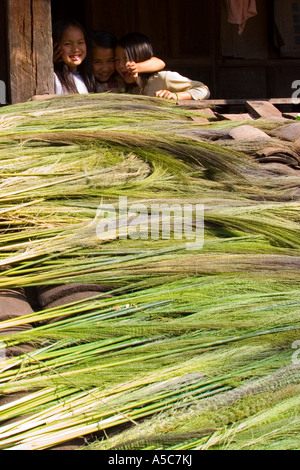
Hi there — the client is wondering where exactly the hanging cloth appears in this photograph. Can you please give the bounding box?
[226,0,257,35]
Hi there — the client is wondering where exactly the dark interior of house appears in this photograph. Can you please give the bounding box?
[2,0,300,103]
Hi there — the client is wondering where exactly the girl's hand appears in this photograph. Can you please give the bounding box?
[53,43,63,64]
[126,61,139,78]
[155,90,178,100]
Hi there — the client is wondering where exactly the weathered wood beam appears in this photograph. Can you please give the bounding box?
[178,98,300,108]
[7,0,54,104]
[189,107,217,123]
[245,101,283,119]
[177,99,247,108]
[216,113,253,121]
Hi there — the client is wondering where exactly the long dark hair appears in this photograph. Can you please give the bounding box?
[117,33,154,89]
[53,19,96,94]
[90,30,117,50]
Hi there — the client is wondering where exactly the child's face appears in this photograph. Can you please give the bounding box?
[59,25,87,71]
[115,46,136,84]
[92,47,115,83]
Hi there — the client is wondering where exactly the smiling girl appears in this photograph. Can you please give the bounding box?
[90,31,124,93]
[53,19,96,95]
[115,33,210,101]
[91,30,165,94]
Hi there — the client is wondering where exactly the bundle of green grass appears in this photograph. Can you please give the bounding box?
[0,94,299,450]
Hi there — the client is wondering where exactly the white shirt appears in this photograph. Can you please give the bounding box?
[54,72,89,95]
[134,71,210,100]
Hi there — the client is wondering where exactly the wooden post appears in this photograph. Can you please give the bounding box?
[7,0,54,104]
[0,2,8,105]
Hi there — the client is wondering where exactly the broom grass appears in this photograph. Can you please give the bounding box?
[0,94,299,450]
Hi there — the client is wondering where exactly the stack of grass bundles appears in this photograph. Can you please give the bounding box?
[0,94,299,450]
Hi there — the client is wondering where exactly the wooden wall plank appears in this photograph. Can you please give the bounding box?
[86,0,138,37]
[0,1,7,104]
[7,0,54,104]
[136,0,169,58]
[32,0,54,96]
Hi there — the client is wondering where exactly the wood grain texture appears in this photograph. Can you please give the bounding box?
[7,0,54,103]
